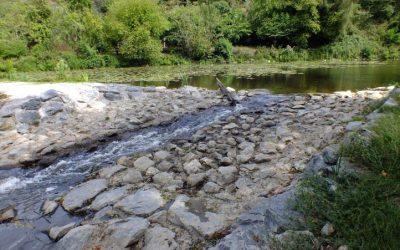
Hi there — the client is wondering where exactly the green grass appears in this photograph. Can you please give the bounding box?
[295,99,400,249]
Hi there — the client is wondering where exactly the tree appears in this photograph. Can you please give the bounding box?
[104,0,169,64]
[249,0,321,47]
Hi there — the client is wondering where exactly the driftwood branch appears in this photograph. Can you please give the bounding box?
[216,78,238,106]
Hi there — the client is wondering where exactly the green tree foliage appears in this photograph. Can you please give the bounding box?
[249,0,321,47]
[105,0,169,64]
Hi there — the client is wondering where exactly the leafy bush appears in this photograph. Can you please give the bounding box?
[214,38,233,60]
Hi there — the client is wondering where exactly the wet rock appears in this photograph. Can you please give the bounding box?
[104,92,122,101]
[218,166,238,185]
[115,187,165,216]
[187,173,206,187]
[183,159,202,174]
[49,222,76,241]
[168,195,226,238]
[134,156,155,172]
[90,186,129,211]
[102,217,149,248]
[144,225,177,250]
[321,222,335,236]
[57,225,98,250]
[322,145,339,165]
[15,110,40,125]
[154,150,171,161]
[42,200,58,215]
[99,165,126,179]
[203,182,221,194]
[62,179,108,212]
[153,172,175,186]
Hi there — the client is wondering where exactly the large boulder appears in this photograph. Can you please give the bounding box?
[62,179,108,212]
[115,187,165,216]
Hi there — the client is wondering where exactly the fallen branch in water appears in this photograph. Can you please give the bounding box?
[216,78,238,106]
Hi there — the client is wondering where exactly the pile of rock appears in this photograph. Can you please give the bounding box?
[44,87,392,249]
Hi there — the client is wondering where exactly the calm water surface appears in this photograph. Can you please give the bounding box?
[134,62,400,93]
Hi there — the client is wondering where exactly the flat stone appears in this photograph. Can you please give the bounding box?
[157,160,173,171]
[49,222,76,241]
[99,165,126,179]
[223,123,238,129]
[41,102,64,116]
[0,207,16,223]
[203,182,221,194]
[15,110,40,125]
[236,154,252,164]
[153,172,174,186]
[102,217,149,248]
[144,225,177,250]
[183,159,202,174]
[40,89,60,101]
[21,98,42,110]
[62,179,108,212]
[346,121,363,132]
[115,187,165,215]
[254,153,272,163]
[90,186,128,211]
[168,195,226,238]
[57,225,98,250]
[134,156,155,172]
[42,200,58,215]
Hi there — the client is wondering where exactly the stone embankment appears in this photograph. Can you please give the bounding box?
[0,83,224,168]
[5,84,388,249]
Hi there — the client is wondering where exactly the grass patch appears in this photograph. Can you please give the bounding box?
[295,102,400,249]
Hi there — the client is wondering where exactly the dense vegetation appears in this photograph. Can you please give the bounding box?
[1,0,400,73]
[296,91,400,249]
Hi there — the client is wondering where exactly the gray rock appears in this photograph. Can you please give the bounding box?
[57,225,98,250]
[90,186,128,211]
[153,172,174,186]
[203,182,221,194]
[144,225,177,250]
[157,160,173,171]
[346,121,363,132]
[305,154,331,176]
[115,187,165,215]
[0,117,14,131]
[154,150,171,161]
[21,98,42,110]
[223,123,238,130]
[321,222,335,236]
[49,222,76,241]
[102,217,149,248]
[322,145,340,165]
[99,165,126,179]
[183,159,202,174]
[382,97,398,107]
[62,179,108,212]
[254,153,272,163]
[120,169,143,184]
[15,110,40,125]
[40,89,60,101]
[273,230,317,249]
[237,154,252,164]
[104,92,122,101]
[41,102,64,116]
[187,173,206,187]
[42,200,58,215]
[168,195,226,238]
[218,166,238,185]
[134,156,155,172]
[259,142,277,154]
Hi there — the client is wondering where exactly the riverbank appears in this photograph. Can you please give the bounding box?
[0,83,394,249]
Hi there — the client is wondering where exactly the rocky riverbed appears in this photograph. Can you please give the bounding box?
[0,83,394,249]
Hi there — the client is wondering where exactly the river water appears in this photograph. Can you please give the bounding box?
[133,62,400,93]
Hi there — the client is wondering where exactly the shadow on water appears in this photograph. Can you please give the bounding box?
[130,62,400,93]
